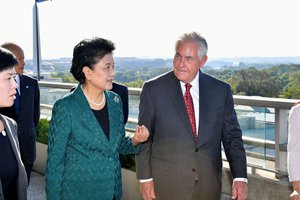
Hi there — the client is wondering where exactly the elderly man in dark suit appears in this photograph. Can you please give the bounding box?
[0,42,40,184]
[136,32,248,200]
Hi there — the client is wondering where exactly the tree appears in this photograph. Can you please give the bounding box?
[280,72,300,99]
[124,79,144,88]
[62,74,77,83]
[229,67,283,97]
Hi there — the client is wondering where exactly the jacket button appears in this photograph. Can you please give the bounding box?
[195,148,199,152]
[192,168,196,172]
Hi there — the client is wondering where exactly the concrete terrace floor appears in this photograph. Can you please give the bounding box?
[28,171,45,200]
[28,171,232,200]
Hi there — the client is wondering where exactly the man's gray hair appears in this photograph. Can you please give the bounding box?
[175,32,208,58]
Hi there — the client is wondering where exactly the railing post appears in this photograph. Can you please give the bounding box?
[274,108,289,178]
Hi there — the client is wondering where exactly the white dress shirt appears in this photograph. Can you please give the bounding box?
[15,74,21,95]
[180,72,200,136]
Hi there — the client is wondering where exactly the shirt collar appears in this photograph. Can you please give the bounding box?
[180,71,199,93]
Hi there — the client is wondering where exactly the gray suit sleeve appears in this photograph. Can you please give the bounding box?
[222,85,247,179]
[136,83,155,179]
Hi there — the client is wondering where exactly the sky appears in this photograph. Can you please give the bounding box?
[1,0,300,59]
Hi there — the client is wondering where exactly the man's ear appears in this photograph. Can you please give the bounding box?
[199,55,208,69]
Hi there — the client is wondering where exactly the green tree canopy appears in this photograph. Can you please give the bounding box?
[228,67,283,97]
[280,72,300,99]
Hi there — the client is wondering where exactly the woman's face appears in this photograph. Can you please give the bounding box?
[0,68,17,108]
[84,53,115,92]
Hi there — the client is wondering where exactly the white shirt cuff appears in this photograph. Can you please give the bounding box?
[140,178,247,183]
[140,178,153,183]
[233,178,248,184]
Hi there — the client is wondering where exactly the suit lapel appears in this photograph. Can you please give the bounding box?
[0,115,22,164]
[167,72,196,141]
[198,71,209,147]
[73,85,112,151]
[106,92,122,150]
[19,75,26,117]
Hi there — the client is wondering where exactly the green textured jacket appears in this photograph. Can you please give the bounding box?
[45,84,140,200]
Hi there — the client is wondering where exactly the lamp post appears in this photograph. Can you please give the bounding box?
[33,0,50,80]
[33,1,41,80]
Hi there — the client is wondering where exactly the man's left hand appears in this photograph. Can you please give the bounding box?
[232,181,248,200]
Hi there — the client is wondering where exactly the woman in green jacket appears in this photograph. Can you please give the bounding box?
[45,38,149,200]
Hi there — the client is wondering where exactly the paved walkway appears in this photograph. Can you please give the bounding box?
[27,171,231,200]
[28,171,45,200]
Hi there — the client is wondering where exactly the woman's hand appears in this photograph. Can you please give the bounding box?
[132,125,149,146]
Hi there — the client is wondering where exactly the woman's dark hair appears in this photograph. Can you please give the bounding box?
[70,37,115,83]
[0,47,17,73]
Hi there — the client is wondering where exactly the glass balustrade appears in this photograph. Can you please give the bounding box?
[39,82,297,175]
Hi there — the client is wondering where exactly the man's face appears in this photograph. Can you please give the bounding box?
[173,41,207,83]
[10,47,25,74]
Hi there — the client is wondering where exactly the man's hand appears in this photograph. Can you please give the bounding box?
[140,180,156,200]
[232,181,248,200]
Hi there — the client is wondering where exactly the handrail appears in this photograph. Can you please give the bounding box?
[233,95,297,109]
[39,81,142,95]
[38,81,299,178]
[39,81,298,107]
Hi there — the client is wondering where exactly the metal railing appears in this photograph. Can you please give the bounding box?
[38,81,298,178]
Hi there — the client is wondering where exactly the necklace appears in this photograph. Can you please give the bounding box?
[86,93,105,106]
[81,85,105,106]
[0,120,5,136]
[1,130,6,136]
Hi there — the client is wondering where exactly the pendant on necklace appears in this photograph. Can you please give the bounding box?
[1,130,6,136]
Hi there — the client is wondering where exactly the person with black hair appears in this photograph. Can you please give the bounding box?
[0,42,40,184]
[0,47,27,200]
[45,37,149,200]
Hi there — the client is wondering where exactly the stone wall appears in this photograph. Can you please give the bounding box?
[222,168,293,200]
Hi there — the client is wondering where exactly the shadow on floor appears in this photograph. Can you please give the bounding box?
[27,171,232,200]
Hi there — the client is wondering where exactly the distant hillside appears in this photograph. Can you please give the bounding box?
[206,57,300,70]
[114,56,300,70]
[114,57,173,69]
[24,56,300,72]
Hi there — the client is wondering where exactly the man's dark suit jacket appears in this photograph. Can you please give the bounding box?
[111,82,129,124]
[0,74,40,165]
[136,70,247,200]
